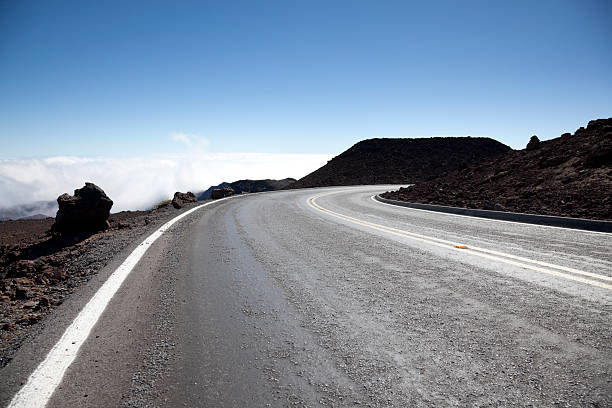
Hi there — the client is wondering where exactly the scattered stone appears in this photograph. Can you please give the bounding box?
[171,192,197,209]
[22,300,39,309]
[211,186,235,199]
[52,183,113,235]
[14,286,31,300]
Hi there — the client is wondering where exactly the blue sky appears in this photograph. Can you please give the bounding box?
[1,0,610,158]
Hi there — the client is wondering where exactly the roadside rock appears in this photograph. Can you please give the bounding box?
[52,183,113,234]
[211,186,235,199]
[171,192,197,209]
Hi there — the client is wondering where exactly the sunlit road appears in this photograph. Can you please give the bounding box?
[2,186,611,407]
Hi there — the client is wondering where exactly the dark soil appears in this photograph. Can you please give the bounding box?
[0,203,201,367]
[382,118,612,220]
[287,137,511,189]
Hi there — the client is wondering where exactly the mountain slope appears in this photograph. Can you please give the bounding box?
[382,119,612,220]
[287,137,511,189]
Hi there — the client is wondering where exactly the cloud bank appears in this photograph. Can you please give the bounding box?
[0,152,331,217]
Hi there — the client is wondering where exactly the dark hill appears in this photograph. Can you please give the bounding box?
[197,178,295,200]
[286,137,511,189]
[382,118,612,220]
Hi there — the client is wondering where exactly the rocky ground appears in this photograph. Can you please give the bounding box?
[287,137,511,189]
[0,201,203,367]
[382,119,612,220]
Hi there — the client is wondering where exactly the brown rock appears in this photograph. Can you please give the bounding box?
[23,300,39,309]
[52,183,113,234]
[14,286,32,300]
[171,191,197,209]
[211,186,235,199]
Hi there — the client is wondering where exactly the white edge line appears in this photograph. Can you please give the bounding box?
[370,195,612,236]
[8,196,237,408]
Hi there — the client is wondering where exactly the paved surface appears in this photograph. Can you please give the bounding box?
[1,186,611,407]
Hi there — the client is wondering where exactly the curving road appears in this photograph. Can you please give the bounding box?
[2,186,611,407]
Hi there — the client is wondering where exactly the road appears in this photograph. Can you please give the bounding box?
[1,186,611,407]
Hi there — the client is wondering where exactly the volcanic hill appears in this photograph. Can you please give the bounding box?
[286,137,511,189]
[382,118,612,220]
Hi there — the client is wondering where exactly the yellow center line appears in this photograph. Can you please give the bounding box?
[307,195,612,291]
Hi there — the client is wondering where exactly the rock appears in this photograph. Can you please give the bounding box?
[211,186,235,199]
[171,191,197,209]
[526,135,540,151]
[14,286,32,300]
[18,313,41,325]
[38,296,50,308]
[23,300,39,309]
[52,183,113,234]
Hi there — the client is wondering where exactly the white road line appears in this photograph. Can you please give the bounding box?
[8,196,236,408]
[370,195,612,236]
[308,194,612,290]
[368,196,611,282]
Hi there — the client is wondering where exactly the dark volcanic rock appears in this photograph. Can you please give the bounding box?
[526,135,541,151]
[171,192,197,209]
[382,118,612,220]
[52,183,113,234]
[197,182,230,200]
[211,186,235,199]
[286,137,511,189]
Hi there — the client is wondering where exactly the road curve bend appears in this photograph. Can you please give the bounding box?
[2,186,611,407]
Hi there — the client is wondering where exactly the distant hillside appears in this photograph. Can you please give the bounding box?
[0,200,57,221]
[197,178,295,200]
[382,118,612,220]
[286,137,511,189]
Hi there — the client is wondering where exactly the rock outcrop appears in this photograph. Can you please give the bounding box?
[171,191,197,209]
[526,135,541,150]
[51,183,113,234]
[211,186,235,199]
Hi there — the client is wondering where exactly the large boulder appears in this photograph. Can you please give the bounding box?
[172,191,197,209]
[52,183,113,234]
[211,186,235,199]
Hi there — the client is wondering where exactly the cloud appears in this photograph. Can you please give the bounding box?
[170,133,210,149]
[171,132,193,145]
[0,152,331,216]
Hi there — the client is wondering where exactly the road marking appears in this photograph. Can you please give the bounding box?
[308,194,612,290]
[371,195,612,236]
[8,196,237,408]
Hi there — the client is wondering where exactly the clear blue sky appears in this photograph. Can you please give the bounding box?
[1,0,611,158]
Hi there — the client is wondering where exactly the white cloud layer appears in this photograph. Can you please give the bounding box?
[0,152,331,216]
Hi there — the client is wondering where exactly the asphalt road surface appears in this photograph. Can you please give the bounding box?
[2,186,611,407]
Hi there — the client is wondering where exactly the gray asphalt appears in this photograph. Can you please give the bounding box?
[3,186,612,407]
